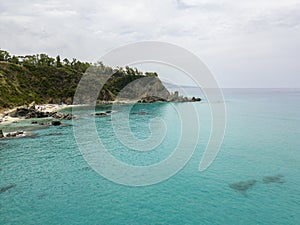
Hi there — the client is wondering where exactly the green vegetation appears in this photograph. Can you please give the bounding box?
[0,49,161,109]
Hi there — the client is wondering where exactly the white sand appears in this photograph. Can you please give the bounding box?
[35,104,71,113]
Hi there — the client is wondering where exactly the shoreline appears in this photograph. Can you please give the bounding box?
[0,96,202,126]
[0,104,72,126]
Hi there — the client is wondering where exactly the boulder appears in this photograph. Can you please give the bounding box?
[10,108,29,117]
[95,112,108,117]
[52,112,74,120]
[0,130,4,138]
[16,131,24,135]
[51,121,61,126]
[25,111,49,119]
[191,97,201,102]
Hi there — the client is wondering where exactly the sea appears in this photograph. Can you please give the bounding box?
[0,88,299,224]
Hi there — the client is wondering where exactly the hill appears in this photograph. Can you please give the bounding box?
[0,50,168,109]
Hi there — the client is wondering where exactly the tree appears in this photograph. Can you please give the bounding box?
[56,55,62,67]
[63,58,70,65]
[10,55,19,64]
[0,50,11,61]
[145,72,158,77]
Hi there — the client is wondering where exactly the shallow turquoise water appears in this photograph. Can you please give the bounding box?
[1,89,299,224]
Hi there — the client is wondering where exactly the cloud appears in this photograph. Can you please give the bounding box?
[0,0,299,87]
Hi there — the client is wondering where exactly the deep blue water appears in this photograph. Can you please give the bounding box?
[1,89,299,224]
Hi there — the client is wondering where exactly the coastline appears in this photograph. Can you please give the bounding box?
[0,104,72,125]
[0,95,202,126]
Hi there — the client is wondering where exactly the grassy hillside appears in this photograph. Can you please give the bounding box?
[0,50,167,109]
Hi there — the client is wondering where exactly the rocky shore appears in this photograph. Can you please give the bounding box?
[0,102,73,124]
[0,102,73,139]
[0,94,201,139]
[137,94,201,103]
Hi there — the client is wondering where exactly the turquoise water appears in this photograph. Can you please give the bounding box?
[1,89,299,224]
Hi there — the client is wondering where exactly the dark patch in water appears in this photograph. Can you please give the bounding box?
[0,184,16,193]
[0,142,8,149]
[131,111,149,115]
[263,174,285,184]
[46,132,63,137]
[81,166,91,171]
[229,179,256,194]
[38,193,47,199]
[44,155,56,159]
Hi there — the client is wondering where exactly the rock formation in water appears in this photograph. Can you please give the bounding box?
[262,174,285,184]
[0,184,16,193]
[229,179,257,194]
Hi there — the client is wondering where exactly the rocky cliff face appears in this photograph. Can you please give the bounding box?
[115,76,170,101]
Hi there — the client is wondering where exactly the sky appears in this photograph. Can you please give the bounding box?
[0,0,300,87]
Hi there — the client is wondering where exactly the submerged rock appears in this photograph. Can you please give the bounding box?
[229,179,257,193]
[263,174,284,184]
[131,111,149,115]
[0,184,16,193]
[51,121,61,126]
[46,132,63,136]
[95,112,108,117]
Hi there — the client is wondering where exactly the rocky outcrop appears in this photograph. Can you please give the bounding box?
[51,112,74,120]
[138,96,167,103]
[95,112,108,117]
[5,131,24,138]
[25,111,50,119]
[8,103,74,120]
[136,95,202,103]
[0,131,25,139]
[9,108,30,117]
[191,97,201,102]
[93,110,112,117]
[0,130,4,138]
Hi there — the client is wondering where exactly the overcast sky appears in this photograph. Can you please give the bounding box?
[1,0,300,87]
